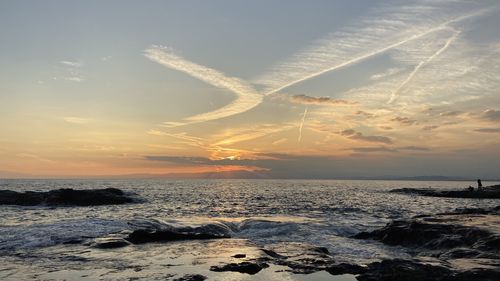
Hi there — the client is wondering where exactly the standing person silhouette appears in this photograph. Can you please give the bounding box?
[477,179,483,190]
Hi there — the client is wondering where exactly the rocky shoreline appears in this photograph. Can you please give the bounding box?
[0,188,138,206]
[84,206,499,280]
[204,206,499,280]
[1,186,498,280]
[390,185,500,199]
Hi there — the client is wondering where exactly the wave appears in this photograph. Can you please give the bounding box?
[0,218,128,251]
[0,216,376,254]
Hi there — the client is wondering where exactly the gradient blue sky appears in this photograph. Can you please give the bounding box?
[1,0,500,178]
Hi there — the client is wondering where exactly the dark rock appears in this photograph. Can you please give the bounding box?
[390,187,500,199]
[62,239,84,245]
[310,246,330,255]
[283,264,321,274]
[126,229,229,244]
[326,263,366,275]
[439,247,487,259]
[172,274,207,281]
[357,259,452,281]
[353,219,494,250]
[440,206,500,215]
[210,261,269,275]
[447,268,500,281]
[353,208,500,280]
[0,188,137,206]
[93,238,131,249]
[232,254,246,258]
[261,248,287,259]
[269,251,337,274]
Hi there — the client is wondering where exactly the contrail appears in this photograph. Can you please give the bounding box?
[262,10,486,96]
[298,107,308,143]
[387,30,460,104]
[145,6,488,125]
[144,46,263,123]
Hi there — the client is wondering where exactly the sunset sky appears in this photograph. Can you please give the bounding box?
[1,0,500,178]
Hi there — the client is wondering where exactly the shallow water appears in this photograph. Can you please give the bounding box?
[0,179,498,280]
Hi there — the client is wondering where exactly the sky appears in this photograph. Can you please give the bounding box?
[1,0,500,179]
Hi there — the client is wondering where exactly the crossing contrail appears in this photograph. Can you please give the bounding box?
[145,5,487,125]
[260,10,486,96]
[387,30,461,104]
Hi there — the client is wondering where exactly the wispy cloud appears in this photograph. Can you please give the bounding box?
[212,123,293,146]
[387,30,460,104]
[289,94,356,106]
[423,125,439,131]
[340,129,392,144]
[439,111,463,117]
[60,60,83,68]
[400,146,430,151]
[474,128,500,133]
[144,46,263,123]
[254,3,486,96]
[351,147,396,153]
[342,28,500,109]
[370,68,402,81]
[64,76,85,82]
[391,116,418,126]
[480,109,500,122]
[272,138,288,146]
[63,117,90,124]
[56,59,85,82]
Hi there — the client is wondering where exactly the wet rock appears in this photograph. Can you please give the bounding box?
[356,259,500,281]
[62,238,84,245]
[265,247,337,274]
[440,206,500,215]
[353,218,495,251]
[357,259,452,281]
[310,246,330,255]
[172,274,207,281]
[261,248,287,259]
[210,261,269,275]
[93,238,131,249]
[448,268,500,281]
[126,229,229,244]
[325,263,366,275]
[0,188,137,206]
[353,208,500,280]
[390,186,500,199]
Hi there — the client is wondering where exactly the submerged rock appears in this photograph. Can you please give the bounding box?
[210,261,269,275]
[126,228,229,244]
[0,188,137,206]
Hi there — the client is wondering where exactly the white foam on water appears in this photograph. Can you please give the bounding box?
[0,218,128,251]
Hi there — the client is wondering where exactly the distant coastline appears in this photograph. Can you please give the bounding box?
[1,171,499,182]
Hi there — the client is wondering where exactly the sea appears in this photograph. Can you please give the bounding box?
[1,179,498,280]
